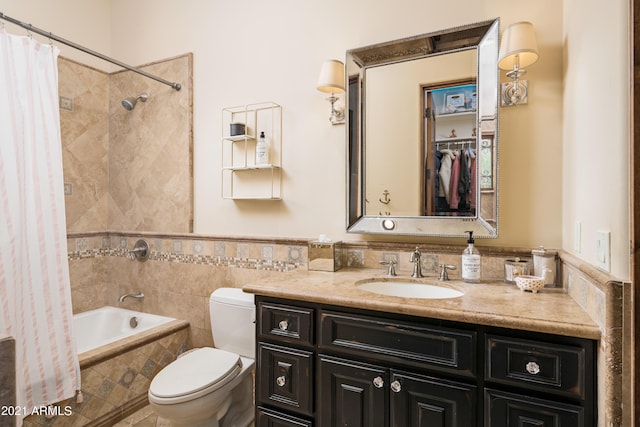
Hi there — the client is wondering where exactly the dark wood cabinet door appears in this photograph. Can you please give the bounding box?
[318,355,387,427]
[257,342,314,416]
[390,370,477,427]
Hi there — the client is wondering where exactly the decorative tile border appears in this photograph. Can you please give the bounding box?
[67,233,307,272]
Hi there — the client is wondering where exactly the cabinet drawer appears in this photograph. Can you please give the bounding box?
[256,406,313,427]
[257,342,314,416]
[485,388,586,426]
[259,302,314,346]
[485,334,587,399]
[319,310,476,377]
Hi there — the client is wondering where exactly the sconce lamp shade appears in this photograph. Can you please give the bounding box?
[498,21,539,70]
[317,59,345,93]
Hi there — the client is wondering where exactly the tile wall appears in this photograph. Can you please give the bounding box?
[59,54,193,235]
[68,233,309,348]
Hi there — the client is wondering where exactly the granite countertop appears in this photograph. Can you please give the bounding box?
[243,268,601,340]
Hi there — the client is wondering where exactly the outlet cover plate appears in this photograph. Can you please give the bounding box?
[574,220,581,252]
[596,230,611,272]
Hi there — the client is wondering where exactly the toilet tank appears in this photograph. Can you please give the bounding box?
[209,288,255,358]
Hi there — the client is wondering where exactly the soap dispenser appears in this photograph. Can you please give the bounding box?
[461,230,481,283]
[255,131,270,165]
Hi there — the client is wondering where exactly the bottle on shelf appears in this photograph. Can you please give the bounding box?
[255,131,270,166]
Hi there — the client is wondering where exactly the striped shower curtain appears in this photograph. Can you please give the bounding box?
[0,29,79,424]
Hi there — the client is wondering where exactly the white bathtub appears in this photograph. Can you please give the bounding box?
[74,306,176,354]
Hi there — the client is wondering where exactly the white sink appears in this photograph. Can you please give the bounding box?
[356,280,463,299]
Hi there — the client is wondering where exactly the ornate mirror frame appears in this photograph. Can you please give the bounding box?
[346,18,500,237]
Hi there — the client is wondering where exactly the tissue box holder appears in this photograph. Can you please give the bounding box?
[309,241,343,272]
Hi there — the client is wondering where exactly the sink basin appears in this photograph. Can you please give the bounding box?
[356,281,463,299]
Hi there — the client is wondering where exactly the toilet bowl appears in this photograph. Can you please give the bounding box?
[148,288,256,427]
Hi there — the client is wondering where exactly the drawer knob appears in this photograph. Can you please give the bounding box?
[276,375,286,387]
[278,320,289,331]
[526,361,541,375]
[390,380,402,393]
[372,376,384,388]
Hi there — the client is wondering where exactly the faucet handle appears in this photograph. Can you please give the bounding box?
[438,264,456,281]
[379,260,397,277]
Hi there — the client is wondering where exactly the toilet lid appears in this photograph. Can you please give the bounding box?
[150,347,241,399]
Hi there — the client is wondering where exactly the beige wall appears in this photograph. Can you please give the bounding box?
[0,0,631,279]
[562,0,630,279]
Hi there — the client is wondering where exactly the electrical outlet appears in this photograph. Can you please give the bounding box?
[596,231,611,272]
[574,220,581,252]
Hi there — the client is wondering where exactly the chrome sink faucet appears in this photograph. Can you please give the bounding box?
[410,247,424,278]
[118,292,144,302]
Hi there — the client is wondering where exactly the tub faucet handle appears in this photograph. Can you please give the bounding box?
[130,239,150,262]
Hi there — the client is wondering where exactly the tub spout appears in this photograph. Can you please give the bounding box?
[119,292,144,303]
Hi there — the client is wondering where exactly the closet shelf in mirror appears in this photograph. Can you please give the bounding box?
[435,111,476,118]
[435,137,477,144]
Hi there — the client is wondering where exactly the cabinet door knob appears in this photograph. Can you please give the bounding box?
[278,320,288,331]
[390,380,402,393]
[526,361,541,375]
[276,375,286,387]
[372,376,384,388]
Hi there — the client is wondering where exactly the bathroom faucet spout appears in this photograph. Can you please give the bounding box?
[410,246,424,278]
[119,292,144,302]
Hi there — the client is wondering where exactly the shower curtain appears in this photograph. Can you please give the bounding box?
[0,29,79,423]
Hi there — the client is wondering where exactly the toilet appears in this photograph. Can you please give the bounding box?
[148,288,255,427]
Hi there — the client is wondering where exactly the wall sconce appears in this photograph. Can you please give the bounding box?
[498,21,539,106]
[317,59,345,125]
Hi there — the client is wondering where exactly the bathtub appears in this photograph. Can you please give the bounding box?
[74,305,177,354]
[23,307,190,427]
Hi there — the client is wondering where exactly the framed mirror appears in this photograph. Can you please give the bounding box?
[346,19,500,237]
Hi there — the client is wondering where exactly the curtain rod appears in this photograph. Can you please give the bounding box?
[0,12,181,91]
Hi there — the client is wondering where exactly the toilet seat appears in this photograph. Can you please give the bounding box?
[149,347,242,404]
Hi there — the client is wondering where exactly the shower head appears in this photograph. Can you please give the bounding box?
[122,92,148,111]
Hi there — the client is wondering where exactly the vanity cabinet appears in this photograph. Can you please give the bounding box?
[254,296,597,426]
